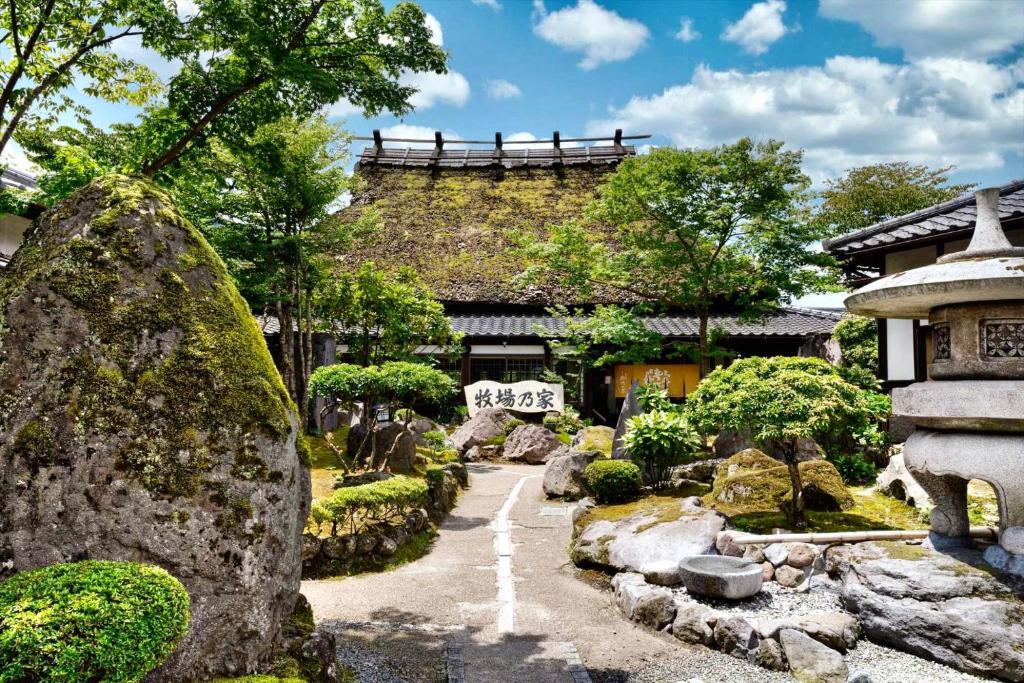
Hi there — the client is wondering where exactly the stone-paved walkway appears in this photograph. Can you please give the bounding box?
[302,463,679,683]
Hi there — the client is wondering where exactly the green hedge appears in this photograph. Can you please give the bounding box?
[584,460,642,504]
[0,560,190,683]
[308,475,428,537]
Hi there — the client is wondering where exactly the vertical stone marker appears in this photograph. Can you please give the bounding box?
[0,175,311,680]
[612,380,641,459]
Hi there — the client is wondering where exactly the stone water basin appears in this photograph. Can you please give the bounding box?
[678,555,764,600]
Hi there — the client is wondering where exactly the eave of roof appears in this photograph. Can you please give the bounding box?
[357,143,636,170]
[822,178,1024,258]
[256,307,841,339]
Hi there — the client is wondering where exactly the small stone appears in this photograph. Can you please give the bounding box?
[743,544,766,563]
[1000,526,1024,555]
[763,543,792,567]
[848,672,875,683]
[775,564,807,588]
[787,543,818,569]
[985,543,1024,577]
[751,637,787,671]
[780,628,848,683]
[643,560,681,586]
[761,561,775,582]
[714,616,760,660]
[715,532,744,557]
[671,602,715,646]
[632,589,677,630]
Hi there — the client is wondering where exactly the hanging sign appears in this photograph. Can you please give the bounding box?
[464,380,564,418]
[613,364,700,398]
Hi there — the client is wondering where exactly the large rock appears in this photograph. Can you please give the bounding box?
[543,450,592,499]
[611,572,676,629]
[758,612,860,653]
[876,450,932,509]
[828,541,1024,681]
[705,448,854,516]
[373,422,416,474]
[571,502,727,581]
[670,458,724,484]
[450,407,510,453]
[714,431,821,462]
[715,615,760,660]
[572,426,614,457]
[612,380,640,459]
[0,176,310,680]
[503,423,565,464]
[780,628,848,683]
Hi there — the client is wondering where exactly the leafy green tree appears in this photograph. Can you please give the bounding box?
[308,361,456,468]
[14,0,448,199]
[317,261,461,368]
[181,116,355,422]
[815,162,973,237]
[520,140,832,375]
[687,356,870,527]
[0,0,168,165]
[538,304,660,401]
[832,315,880,391]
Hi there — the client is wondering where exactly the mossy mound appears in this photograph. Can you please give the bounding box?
[705,448,854,517]
[573,425,614,457]
[0,175,310,680]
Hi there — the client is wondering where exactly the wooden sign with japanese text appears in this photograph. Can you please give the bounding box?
[464,380,564,417]
[613,364,700,398]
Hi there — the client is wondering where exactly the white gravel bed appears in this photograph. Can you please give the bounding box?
[846,640,991,683]
[671,574,844,619]
[627,647,792,683]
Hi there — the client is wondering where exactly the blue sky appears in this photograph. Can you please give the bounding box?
[5,0,1024,190]
[328,0,1024,190]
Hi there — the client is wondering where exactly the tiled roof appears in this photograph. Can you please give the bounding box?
[1,166,37,191]
[256,308,841,339]
[823,179,1024,257]
[357,143,636,170]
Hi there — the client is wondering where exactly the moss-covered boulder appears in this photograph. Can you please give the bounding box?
[0,175,311,680]
[572,425,614,457]
[705,448,853,517]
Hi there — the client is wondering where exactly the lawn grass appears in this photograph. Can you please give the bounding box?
[307,426,351,502]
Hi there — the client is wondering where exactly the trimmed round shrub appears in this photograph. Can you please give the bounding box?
[0,560,190,683]
[503,418,525,435]
[584,460,642,504]
[308,475,429,537]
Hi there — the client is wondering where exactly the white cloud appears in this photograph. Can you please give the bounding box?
[394,14,470,110]
[400,70,470,109]
[379,124,465,149]
[721,0,790,55]
[424,13,444,46]
[471,0,502,11]
[532,0,650,70]
[585,56,1024,183]
[324,98,361,119]
[675,17,700,43]
[486,79,522,100]
[820,0,1024,61]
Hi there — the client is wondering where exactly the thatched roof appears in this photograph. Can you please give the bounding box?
[336,149,633,306]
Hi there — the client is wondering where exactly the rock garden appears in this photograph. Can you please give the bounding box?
[562,358,1024,683]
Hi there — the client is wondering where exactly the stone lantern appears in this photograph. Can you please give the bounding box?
[845,187,1024,571]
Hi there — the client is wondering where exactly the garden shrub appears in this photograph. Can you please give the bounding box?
[0,560,190,683]
[503,418,525,435]
[422,430,448,450]
[621,409,702,489]
[634,383,673,412]
[687,356,871,527]
[543,406,584,435]
[584,460,642,504]
[827,453,879,485]
[308,475,428,537]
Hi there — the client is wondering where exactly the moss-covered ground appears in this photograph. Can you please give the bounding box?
[575,484,711,528]
[307,427,351,502]
[730,485,930,534]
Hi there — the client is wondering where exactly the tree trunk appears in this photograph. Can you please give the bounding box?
[698,312,710,378]
[276,299,295,402]
[784,446,807,528]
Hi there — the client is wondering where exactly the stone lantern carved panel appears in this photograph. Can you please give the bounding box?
[932,324,951,362]
[983,320,1024,359]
